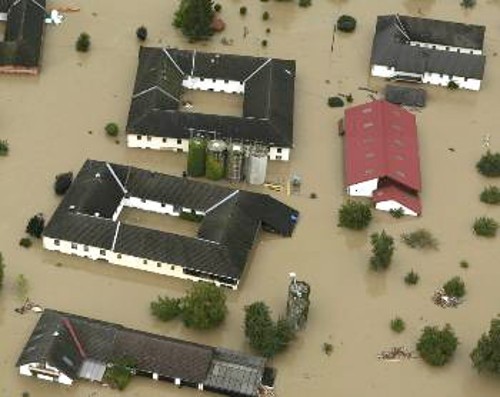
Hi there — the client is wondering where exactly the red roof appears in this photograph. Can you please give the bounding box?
[372,184,422,215]
[344,100,421,192]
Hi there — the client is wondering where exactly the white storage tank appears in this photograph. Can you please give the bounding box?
[226,142,245,182]
[246,145,268,185]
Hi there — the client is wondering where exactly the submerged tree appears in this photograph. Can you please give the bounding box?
[150,296,182,321]
[26,214,45,238]
[54,172,73,196]
[338,201,372,230]
[477,151,500,177]
[369,230,395,271]
[173,0,215,41]
[416,324,458,366]
[136,26,148,41]
[181,282,227,329]
[76,32,91,52]
[0,253,5,289]
[470,316,500,375]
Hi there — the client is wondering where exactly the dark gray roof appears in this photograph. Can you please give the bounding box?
[43,160,299,283]
[126,47,296,147]
[385,84,426,107]
[0,0,46,69]
[371,15,486,79]
[17,309,267,395]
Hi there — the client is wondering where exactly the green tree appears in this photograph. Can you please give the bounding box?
[338,201,372,230]
[173,0,215,42]
[477,151,500,177]
[443,276,466,298]
[480,186,500,204]
[136,26,148,41]
[0,253,5,289]
[337,15,357,33]
[54,172,73,196]
[390,317,405,333]
[181,282,227,329]
[150,296,182,321]
[0,140,9,156]
[470,316,500,375]
[369,230,395,271]
[401,228,439,250]
[473,217,498,237]
[103,357,136,390]
[105,123,119,137]
[26,214,45,238]
[76,33,91,52]
[416,324,458,366]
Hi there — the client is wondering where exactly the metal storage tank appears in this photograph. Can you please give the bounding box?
[226,143,245,182]
[187,135,207,177]
[206,140,227,180]
[245,145,268,185]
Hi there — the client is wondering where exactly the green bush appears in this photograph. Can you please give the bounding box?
[338,201,372,230]
[299,0,312,7]
[173,0,215,41]
[471,316,500,375]
[0,140,9,156]
[337,15,357,33]
[328,96,344,108]
[19,238,32,248]
[401,229,439,250]
[322,342,333,355]
[404,270,419,285]
[447,80,459,90]
[477,151,500,177]
[416,324,458,366]
[214,3,221,12]
[136,26,148,41]
[390,317,406,333]
[460,260,469,269]
[443,276,466,298]
[26,214,45,238]
[54,172,73,195]
[150,296,182,321]
[480,186,500,204]
[105,123,119,137]
[179,210,203,222]
[239,6,247,15]
[181,282,227,329]
[187,137,207,177]
[473,217,498,237]
[389,207,405,218]
[262,11,270,20]
[0,253,5,289]
[76,33,91,52]
[104,358,136,390]
[369,230,395,271]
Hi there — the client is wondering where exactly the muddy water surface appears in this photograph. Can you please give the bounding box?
[1,1,500,397]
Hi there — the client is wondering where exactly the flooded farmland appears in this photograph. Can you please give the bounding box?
[1,0,500,396]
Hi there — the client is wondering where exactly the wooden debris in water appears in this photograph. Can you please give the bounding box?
[14,298,44,315]
[377,346,417,361]
[432,288,462,308]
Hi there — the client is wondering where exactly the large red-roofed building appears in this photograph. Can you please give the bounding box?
[343,100,422,216]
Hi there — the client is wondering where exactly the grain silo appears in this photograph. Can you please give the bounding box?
[226,142,245,182]
[245,145,268,185]
[206,140,227,181]
[187,135,207,177]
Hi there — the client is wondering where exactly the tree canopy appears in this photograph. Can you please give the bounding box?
[338,201,372,230]
[416,324,458,366]
[26,214,45,238]
[471,316,500,375]
[181,282,227,329]
[369,230,395,271]
[173,0,215,41]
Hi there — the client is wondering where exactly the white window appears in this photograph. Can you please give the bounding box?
[117,254,122,259]
[71,243,77,250]
[276,155,282,160]
[277,148,282,153]
[84,245,89,252]
[162,138,167,143]
[157,263,161,268]
[143,259,148,265]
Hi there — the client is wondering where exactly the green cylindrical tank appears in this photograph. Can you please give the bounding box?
[187,136,207,177]
[206,140,227,181]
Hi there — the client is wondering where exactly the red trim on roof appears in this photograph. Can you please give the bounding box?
[372,184,422,215]
[344,100,421,192]
[62,318,87,359]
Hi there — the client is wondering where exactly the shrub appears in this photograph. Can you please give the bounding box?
[0,140,9,156]
[136,26,148,41]
[401,229,439,250]
[480,186,500,204]
[181,282,227,329]
[262,11,270,20]
[179,210,203,222]
[473,217,498,237]
[416,324,458,366]
[337,15,357,33]
[389,207,405,218]
[345,94,353,103]
[150,296,182,321]
[310,192,317,199]
[26,214,45,238]
[390,317,406,333]
[104,358,136,390]
[477,151,500,177]
[322,342,333,355]
[328,96,344,108]
[266,28,271,34]
[173,0,215,41]
[54,172,73,195]
[461,0,476,8]
[369,230,395,271]
[0,253,5,289]
[338,201,372,230]
[299,0,312,7]
[105,122,119,137]
[460,260,469,269]
[214,3,221,12]
[404,270,419,285]
[261,39,268,47]
[443,276,466,298]
[471,316,500,375]
[76,32,91,52]
[447,80,459,90]
[19,238,32,248]
[244,302,295,358]
[239,6,247,15]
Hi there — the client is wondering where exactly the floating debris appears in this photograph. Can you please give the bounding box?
[15,298,44,315]
[432,288,462,308]
[377,346,416,361]
[259,385,276,397]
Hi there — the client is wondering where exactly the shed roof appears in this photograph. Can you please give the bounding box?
[372,183,422,215]
[344,100,421,192]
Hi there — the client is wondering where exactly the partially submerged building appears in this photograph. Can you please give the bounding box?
[370,15,486,91]
[385,84,426,107]
[126,47,296,161]
[342,100,422,216]
[0,0,46,74]
[17,309,272,396]
[43,160,299,289]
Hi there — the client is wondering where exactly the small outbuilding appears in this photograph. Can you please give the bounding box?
[385,85,427,107]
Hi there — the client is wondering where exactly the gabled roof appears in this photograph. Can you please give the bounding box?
[344,100,421,192]
[0,0,46,69]
[43,160,299,284]
[372,183,422,215]
[126,47,296,147]
[371,15,486,79]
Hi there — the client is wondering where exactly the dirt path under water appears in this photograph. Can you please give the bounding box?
[2,0,500,396]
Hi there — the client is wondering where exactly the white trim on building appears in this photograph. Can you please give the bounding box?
[375,199,418,217]
[182,76,244,94]
[346,178,379,197]
[19,362,73,385]
[409,41,482,55]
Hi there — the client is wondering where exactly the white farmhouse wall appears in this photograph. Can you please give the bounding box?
[19,363,73,385]
[124,197,178,216]
[182,76,244,94]
[375,200,418,217]
[268,147,290,161]
[127,134,189,152]
[409,41,482,55]
[347,178,379,197]
[371,65,396,78]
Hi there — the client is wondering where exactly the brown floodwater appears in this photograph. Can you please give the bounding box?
[2,0,500,396]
